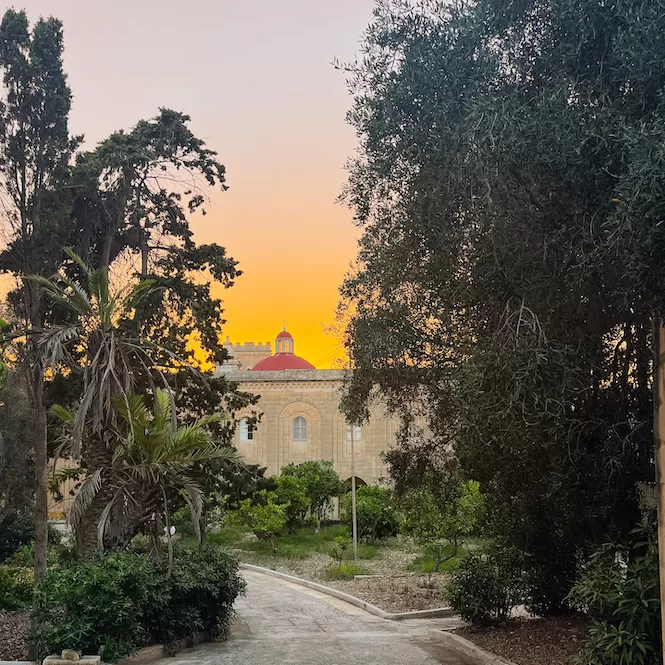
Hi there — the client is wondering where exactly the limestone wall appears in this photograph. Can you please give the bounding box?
[228,369,400,484]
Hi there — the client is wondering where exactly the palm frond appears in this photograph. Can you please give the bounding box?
[51,403,74,424]
[179,476,204,543]
[121,278,156,313]
[63,247,91,276]
[68,468,102,531]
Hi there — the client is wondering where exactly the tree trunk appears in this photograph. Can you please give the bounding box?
[75,436,113,557]
[27,275,48,583]
[32,362,48,582]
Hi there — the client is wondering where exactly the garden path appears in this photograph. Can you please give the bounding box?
[151,569,474,665]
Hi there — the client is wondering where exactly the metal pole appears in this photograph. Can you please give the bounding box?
[351,430,358,560]
[653,319,665,659]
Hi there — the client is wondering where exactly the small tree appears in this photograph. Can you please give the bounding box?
[272,475,310,533]
[281,461,344,519]
[341,485,398,543]
[400,481,485,572]
[227,499,286,551]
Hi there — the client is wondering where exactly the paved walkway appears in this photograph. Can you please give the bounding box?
[162,570,474,665]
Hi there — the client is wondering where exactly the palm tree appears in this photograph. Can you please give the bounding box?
[56,388,236,574]
[31,250,203,555]
[29,249,161,460]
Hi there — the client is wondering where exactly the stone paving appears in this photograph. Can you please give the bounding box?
[161,569,475,665]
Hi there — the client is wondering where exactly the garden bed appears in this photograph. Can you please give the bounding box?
[222,528,452,613]
[456,615,590,665]
[0,610,31,661]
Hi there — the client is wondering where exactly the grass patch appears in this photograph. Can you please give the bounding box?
[326,563,365,580]
[207,524,354,560]
[409,554,462,573]
[206,526,249,548]
[408,538,486,573]
[357,544,379,560]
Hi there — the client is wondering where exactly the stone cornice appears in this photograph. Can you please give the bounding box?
[215,368,350,383]
[235,380,344,391]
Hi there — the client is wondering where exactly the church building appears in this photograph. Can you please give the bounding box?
[216,327,399,486]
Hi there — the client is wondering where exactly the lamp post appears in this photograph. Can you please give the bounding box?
[351,427,358,560]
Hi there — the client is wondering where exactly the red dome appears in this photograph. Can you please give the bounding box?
[251,353,315,371]
[276,330,293,339]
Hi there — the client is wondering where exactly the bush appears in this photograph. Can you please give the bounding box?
[31,547,245,663]
[446,545,525,626]
[0,566,33,609]
[341,485,398,543]
[568,522,659,665]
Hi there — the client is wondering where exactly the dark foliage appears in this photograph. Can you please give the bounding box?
[0,512,59,563]
[339,0,664,611]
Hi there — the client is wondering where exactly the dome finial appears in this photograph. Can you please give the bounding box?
[283,319,286,332]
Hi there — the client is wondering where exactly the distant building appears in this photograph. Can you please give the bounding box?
[216,327,399,486]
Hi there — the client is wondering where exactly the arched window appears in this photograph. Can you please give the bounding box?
[239,417,253,441]
[293,416,308,441]
[346,424,362,441]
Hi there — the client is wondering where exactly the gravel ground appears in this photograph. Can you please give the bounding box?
[0,610,31,661]
[239,547,449,612]
[457,616,590,665]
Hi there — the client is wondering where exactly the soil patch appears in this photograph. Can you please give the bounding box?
[457,615,590,665]
[0,610,31,661]
[324,575,448,613]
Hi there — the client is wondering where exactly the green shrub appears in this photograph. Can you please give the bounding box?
[0,566,33,609]
[30,547,245,663]
[326,563,365,580]
[329,535,351,566]
[31,551,164,662]
[446,545,525,626]
[568,522,659,665]
[226,499,286,541]
[400,481,485,572]
[341,485,398,543]
[149,543,246,650]
[171,505,196,537]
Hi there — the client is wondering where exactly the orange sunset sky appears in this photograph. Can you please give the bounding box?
[15,0,377,368]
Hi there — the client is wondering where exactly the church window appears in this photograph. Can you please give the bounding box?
[293,416,308,441]
[346,424,362,441]
[239,418,253,441]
